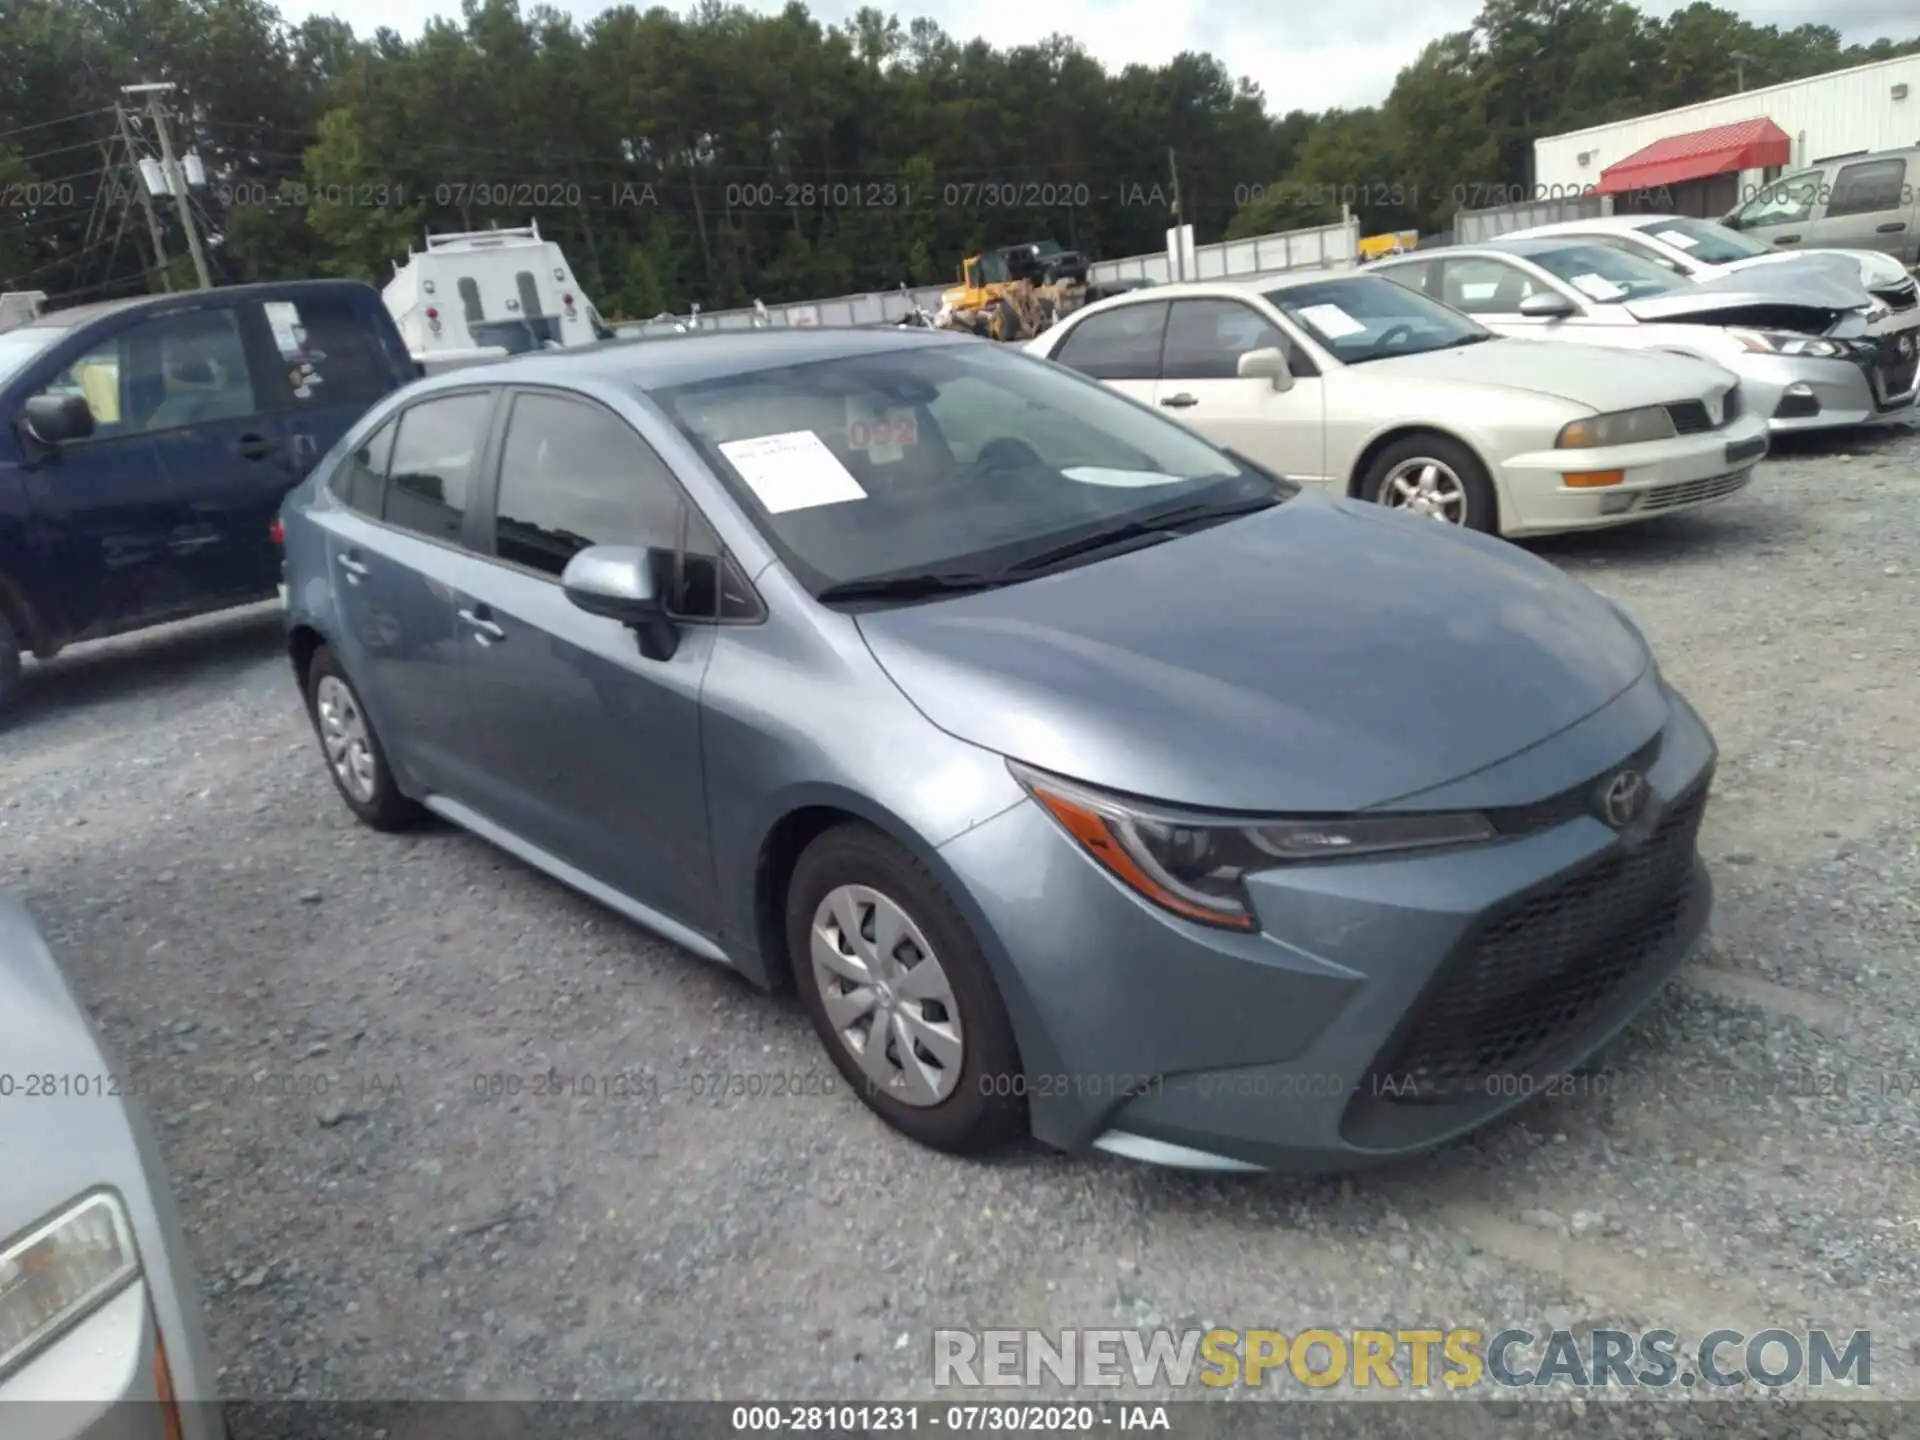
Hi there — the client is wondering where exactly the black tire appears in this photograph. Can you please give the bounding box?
[991,298,1019,343]
[787,824,1027,1155]
[1358,432,1499,534]
[0,610,20,719]
[302,644,423,831]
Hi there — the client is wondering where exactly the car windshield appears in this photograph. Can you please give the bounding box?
[1262,276,1490,364]
[1632,217,1770,265]
[1521,243,1686,302]
[655,340,1285,596]
[0,326,66,385]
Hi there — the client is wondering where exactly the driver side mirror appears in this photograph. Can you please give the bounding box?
[561,544,679,661]
[1237,346,1296,392]
[1518,291,1577,319]
[21,393,95,447]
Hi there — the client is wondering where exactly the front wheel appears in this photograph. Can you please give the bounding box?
[1359,434,1498,534]
[0,610,20,720]
[788,824,1026,1154]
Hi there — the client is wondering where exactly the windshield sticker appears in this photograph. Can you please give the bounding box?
[1653,229,1700,251]
[1062,466,1191,488]
[1295,303,1366,338]
[844,399,919,464]
[1567,272,1626,301]
[719,430,868,514]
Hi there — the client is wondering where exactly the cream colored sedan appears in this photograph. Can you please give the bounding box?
[1025,273,1770,537]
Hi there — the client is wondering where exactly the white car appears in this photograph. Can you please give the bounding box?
[1370,239,1919,434]
[1024,273,1768,538]
[1502,213,1920,332]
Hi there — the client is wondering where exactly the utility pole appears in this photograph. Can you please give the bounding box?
[124,81,211,291]
[115,104,173,293]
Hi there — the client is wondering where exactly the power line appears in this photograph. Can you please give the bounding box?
[0,107,116,143]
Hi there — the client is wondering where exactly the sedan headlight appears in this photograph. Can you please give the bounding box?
[1728,328,1845,358]
[0,1192,140,1380]
[1010,762,1497,931]
[1556,406,1677,448]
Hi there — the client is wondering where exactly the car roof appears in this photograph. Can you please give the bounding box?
[408,325,984,395]
[1077,271,1371,305]
[23,278,378,331]
[1384,237,1594,261]
[1508,215,1685,238]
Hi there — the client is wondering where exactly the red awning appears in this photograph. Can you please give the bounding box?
[1595,117,1792,195]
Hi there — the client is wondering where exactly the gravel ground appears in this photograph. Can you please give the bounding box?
[3,426,1917,1431]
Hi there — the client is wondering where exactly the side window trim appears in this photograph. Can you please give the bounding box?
[478,385,763,625]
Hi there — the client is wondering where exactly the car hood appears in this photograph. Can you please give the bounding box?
[1713,247,1912,291]
[1377,337,1729,408]
[856,495,1650,813]
[1624,265,1871,330]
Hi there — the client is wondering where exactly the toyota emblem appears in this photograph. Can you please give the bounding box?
[1599,769,1649,829]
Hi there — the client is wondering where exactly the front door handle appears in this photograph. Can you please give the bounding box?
[1160,392,1199,409]
[1876,221,1907,234]
[457,607,506,643]
[1774,234,1801,244]
[337,554,369,585]
[235,432,280,461]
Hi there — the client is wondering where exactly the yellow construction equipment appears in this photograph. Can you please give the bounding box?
[936,240,1108,341]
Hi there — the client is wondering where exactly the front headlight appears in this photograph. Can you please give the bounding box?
[1010,762,1498,931]
[1556,405,1677,448]
[0,1192,141,1380]
[1727,328,1845,358]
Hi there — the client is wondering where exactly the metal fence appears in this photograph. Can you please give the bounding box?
[685,217,1361,331]
[1455,195,1613,243]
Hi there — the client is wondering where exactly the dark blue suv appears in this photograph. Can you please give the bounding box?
[0,280,415,711]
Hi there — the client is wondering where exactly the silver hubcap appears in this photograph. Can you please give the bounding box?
[810,885,964,1107]
[314,675,377,804]
[1381,458,1468,524]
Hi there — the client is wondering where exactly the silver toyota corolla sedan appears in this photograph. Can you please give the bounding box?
[0,898,224,1438]
[280,328,1716,1174]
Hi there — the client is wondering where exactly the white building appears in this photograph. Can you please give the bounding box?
[1534,53,1920,218]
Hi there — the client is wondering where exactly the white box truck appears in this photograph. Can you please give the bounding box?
[382,222,612,374]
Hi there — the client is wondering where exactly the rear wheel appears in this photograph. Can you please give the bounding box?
[787,824,1026,1154]
[1359,433,1498,534]
[303,645,423,831]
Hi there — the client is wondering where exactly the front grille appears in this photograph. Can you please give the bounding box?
[1365,785,1709,1105]
[1638,470,1752,513]
[1665,400,1713,434]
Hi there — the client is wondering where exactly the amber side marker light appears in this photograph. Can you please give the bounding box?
[1025,783,1258,932]
[1563,469,1626,488]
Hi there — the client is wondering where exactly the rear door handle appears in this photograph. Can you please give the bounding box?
[337,553,369,584]
[1160,393,1199,409]
[235,432,280,461]
[1774,234,1801,244]
[1876,222,1907,234]
[457,606,506,643]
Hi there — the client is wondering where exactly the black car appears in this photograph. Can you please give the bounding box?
[0,280,415,712]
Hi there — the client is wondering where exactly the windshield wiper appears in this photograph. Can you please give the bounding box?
[816,570,1007,603]
[1003,492,1281,575]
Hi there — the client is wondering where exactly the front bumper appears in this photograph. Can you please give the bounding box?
[1730,344,1918,433]
[940,678,1717,1173]
[1496,411,1768,537]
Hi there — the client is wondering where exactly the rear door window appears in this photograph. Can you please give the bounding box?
[328,419,397,516]
[383,392,493,544]
[1052,301,1169,379]
[262,295,394,411]
[1825,158,1908,218]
